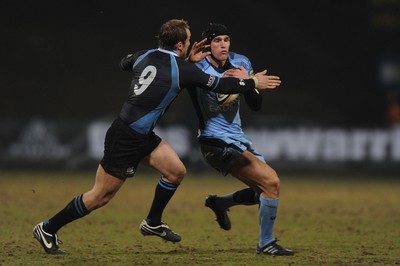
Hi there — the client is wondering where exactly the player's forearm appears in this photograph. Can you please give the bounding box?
[212,77,256,94]
[244,88,262,111]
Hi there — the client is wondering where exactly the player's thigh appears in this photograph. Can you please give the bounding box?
[93,164,126,192]
[230,150,278,190]
[83,165,126,210]
[141,140,186,183]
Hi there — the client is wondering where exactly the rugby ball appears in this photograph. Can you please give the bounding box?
[216,93,239,106]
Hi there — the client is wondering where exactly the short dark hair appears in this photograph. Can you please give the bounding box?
[158,19,190,50]
[201,23,230,45]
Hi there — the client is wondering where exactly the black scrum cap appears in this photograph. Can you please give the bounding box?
[201,23,230,44]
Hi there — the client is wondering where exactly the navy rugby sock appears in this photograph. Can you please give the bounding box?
[233,187,260,205]
[215,188,259,210]
[43,194,90,234]
[146,178,178,226]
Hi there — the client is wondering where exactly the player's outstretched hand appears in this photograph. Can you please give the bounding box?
[186,38,211,63]
[253,70,281,90]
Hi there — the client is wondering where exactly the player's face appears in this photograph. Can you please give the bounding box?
[210,35,230,62]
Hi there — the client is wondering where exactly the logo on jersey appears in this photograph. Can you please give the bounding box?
[216,93,239,106]
[207,75,216,87]
[216,93,229,102]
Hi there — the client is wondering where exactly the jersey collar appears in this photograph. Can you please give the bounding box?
[206,56,232,73]
[157,48,179,57]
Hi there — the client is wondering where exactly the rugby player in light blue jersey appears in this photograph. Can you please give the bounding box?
[188,23,293,256]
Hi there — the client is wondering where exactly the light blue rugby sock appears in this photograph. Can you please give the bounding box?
[258,196,279,247]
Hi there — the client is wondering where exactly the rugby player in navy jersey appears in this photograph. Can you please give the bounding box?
[32,19,280,255]
[188,23,293,256]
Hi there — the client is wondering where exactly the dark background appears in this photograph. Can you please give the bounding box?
[1,0,400,127]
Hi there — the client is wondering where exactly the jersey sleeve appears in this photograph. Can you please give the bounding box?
[179,59,256,94]
[244,88,263,111]
[120,50,147,72]
[229,52,254,76]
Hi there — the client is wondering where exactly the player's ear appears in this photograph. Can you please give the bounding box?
[176,41,183,51]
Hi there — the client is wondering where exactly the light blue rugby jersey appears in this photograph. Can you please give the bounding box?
[193,52,253,138]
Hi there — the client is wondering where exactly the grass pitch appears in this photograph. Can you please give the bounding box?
[0,170,399,265]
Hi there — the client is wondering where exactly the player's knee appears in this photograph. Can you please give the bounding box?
[260,169,280,195]
[88,191,116,210]
[165,165,186,185]
[97,192,117,209]
[269,175,280,193]
[175,166,186,184]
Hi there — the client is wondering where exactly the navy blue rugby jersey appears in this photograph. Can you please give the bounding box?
[119,48,256,135]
